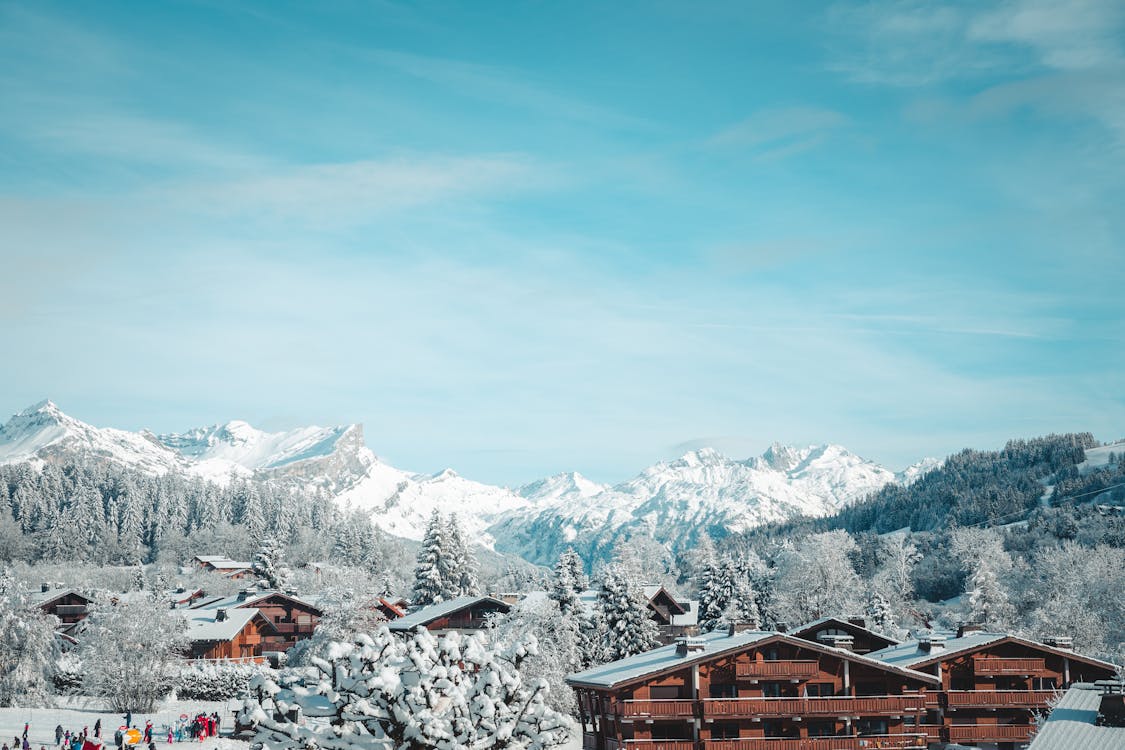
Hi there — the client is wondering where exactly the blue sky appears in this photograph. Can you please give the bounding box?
[1,0,1123,485]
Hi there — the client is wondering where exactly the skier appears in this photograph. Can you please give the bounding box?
[123,714,131,731]
[54,728,63,748]
[113,729,123,750]
[93,722,101,740]
[142,724,151,745]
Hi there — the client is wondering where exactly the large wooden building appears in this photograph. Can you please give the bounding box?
[182,606,278,661]
[569,624,1118,750]
[568,629,940,750]
[388,595,511,634]
[187,589,324,652]
[866,627,1117,747]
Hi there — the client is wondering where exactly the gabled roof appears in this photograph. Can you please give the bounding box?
[181,607,276,643]
[1030,682,1125,750]
[791,616,901,647]
[868,631,1118,673]
[377,597,406,619]
[387,595,511,631]
[566,629,941,690]
[643,585,687,615]
[31,588,92,607]
[189,589,322,616]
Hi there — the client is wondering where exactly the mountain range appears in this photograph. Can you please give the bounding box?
[0,400,939,565]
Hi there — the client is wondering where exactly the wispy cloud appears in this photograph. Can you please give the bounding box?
[968,0,1125,71]
[708,106,849,159]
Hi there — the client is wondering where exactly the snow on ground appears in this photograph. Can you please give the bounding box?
[1079,440,1125,475]
[0,698,244,750]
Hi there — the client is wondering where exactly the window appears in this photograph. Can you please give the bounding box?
[807,721,835,738]
[650,686,683,700]
[761,683,782,698]
[856,719,888,736]
[709,683,737,699]
[765,648,780,661]
[805,683,835,697]
[1035,677,1058,691]
[951,678,973,691]
[710,723,739,740]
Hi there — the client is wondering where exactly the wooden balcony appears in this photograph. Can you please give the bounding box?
[916,725,943,743]
[945,690,1055,709]
[702,695,925,719]
[620,741,695,750]
[947,724,1034,743]
[704,735,928,750]
[972,657,1046,675]
[619,700,697,719]
[736,661,820,680]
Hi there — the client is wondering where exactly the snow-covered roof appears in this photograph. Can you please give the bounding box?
[193,555,230,563]
[387,595,510,631]
[189,588,321,614]
[567,629,941,689]
[1029,683,1125,750]
[670,601,698,627]
[867,631,1118,672]
[30,588,91,606]
[181,607,266,642]
[791,616,900,645]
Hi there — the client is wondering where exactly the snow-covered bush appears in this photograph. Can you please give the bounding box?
[0,572,59,706]
[239,625,570,750]
[52,652,84,695]
[79,595,188,711]
[178,661,272,701]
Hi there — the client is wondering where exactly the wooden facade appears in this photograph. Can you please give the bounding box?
[240,592,323,651]
[790,617,899,655]
[570,632,938,750]
[37,590,92,626]
[571,627,1118,750]
[884,633,1117,747]
[187,612,276,661]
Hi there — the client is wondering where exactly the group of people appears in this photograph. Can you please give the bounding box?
[1,720,102,750]
[1,711,226,750]
[176,716,221,743]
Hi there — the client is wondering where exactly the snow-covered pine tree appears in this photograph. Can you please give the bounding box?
[968,562,1016,630]
[550,547,588,617]
[0,572,58,706]
[445,513,479,597]
[697,560,725,631]
[597,564,661,661]
[864,589,895,633]
[412,510,451,606]
[240,626,570,750]
[252,537,288,589]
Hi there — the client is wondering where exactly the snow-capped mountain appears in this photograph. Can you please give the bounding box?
[0,400,942,564]
[489,443,909,565]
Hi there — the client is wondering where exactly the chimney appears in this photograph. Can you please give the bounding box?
[216,608,228,622]
[41,583,50,593]
[1097,681,1125,728]
[848,617,867,629]
[919,634,945,653]
[957,623,984,638]
[1046,636,1074,651]
[238,589,253,601]
[675,637,706,656]
[775,621,788,633]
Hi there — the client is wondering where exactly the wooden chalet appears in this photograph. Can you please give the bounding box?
[375,597,406,621]
[182,606,278,661]
[790,616,900,655]
[33,586,92,627]
[644,585,700,644]
[188,589,323,651]
[387,595,511,634]
[191,555,254,579]
[568,629,940,750]
[867,627,1118,747]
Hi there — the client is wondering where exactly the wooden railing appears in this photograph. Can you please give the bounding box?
[702,695,925,718]
[947,724,1034,742]
[621,741,695,750]
[704,735,928,750]
[916,725,943,743]
[736,661,820,680]
[619,700,696,718]
[972,657,1046,675]
[945,689,1055,708]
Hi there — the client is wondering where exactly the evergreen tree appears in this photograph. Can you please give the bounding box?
[597,564,661,661]
[412,511,451,606]
[968,562,1015,630]
[445,514,479,597]
[253,537,289,589]
[864,589,895,633]
[549,547,587,617]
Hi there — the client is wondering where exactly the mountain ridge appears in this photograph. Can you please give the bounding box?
[0,400,941,565]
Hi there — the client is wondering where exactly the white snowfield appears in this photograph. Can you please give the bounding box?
[0,699,242,750]
[0,400,957,564]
